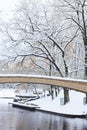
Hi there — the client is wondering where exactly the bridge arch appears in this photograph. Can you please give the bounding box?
[0,74,87,93]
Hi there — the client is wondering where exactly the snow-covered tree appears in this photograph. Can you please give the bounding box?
[1,0,81,104]
[57,0,87,103]
[59,0,87,77]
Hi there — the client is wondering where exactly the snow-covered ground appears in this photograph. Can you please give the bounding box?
[0,88,16,98]
[28,90,87,115]
[0,88,87,116]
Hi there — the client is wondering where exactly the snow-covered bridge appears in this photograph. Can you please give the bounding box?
[0,74,87,93]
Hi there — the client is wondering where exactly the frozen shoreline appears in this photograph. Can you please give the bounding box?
[0,88,87,117]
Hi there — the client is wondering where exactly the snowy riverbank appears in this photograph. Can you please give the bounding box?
[0,88,16,98]
[28,90,87,116]
[0,88,87,117]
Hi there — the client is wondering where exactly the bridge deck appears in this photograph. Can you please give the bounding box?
[0,74,87,93]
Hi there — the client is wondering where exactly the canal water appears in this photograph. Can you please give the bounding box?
[0,99,87,130]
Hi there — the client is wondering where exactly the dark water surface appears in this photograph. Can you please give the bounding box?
[0,99,87,130]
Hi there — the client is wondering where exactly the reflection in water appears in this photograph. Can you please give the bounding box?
[0,99,87,130]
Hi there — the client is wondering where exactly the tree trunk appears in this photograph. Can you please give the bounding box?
[50,85,54,100]
[62,52,69,104]
[63,88,69,105]
[49,62,54,100]
[85,45,87,78]
[85,45,87,103]
[63,65,69,104]
[55,87,58,97]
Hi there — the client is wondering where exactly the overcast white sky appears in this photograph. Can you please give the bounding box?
[0,0,19,21]
[0,0,18,10]
[0,0,53,21]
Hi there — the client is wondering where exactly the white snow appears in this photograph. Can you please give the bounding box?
[28,90,87,115]
[0,88,16,98]
[0,88,87,116]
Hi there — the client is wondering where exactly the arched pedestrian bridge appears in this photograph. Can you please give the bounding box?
[0,74,87,93]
